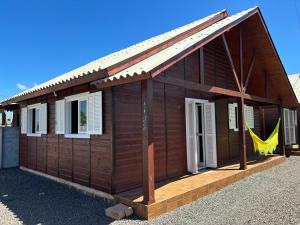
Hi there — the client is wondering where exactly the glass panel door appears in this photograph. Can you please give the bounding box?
[196,104,205,168]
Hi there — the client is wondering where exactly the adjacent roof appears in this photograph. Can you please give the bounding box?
[288,74,300,103]
[1,7,257,105]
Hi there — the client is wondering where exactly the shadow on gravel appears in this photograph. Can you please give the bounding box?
[0,169,114,225]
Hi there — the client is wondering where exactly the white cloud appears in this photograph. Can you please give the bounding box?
[16,83,28,91]
[33,83,38,87]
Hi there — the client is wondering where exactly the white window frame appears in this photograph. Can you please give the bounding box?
[64,92,90,139]
[27,103,44,137]
[228,103,239,131]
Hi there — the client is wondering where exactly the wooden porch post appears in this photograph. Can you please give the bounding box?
[278,104,285,156]
[238,97,247,170]
[239,26,247,170]
[141,79,155,205]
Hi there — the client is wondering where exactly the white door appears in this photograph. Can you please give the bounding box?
[185,99,217,173]
[196,104,205,168]
[203,102,217,168]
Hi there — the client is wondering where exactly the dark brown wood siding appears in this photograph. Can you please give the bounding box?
[113,43,262,192]
[19,84,113,193]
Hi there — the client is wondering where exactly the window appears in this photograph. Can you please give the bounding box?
[28,108,39,133]
[21,103,47,136]
[56,91,102,138]
[284,108,297,145]
[79,100,87,133]
[228,103,238,131]
[244,105,254,129]
[228,103,254,131]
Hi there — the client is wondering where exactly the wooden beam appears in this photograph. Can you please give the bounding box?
[222,34,242,92]
[239,26,244,89]
[244,50,255,92]
[155,76,280,105]
[278,105,285,156]
[141,79,155,205]
[259,107,266,139]
[91,72,150,90]
[200,47,205,84]
[238,96,247,170]
[110,87,116,194]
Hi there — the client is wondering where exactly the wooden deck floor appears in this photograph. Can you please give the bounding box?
[115,155,285,220]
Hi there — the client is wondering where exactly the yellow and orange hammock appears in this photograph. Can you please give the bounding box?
[246,119,281,156]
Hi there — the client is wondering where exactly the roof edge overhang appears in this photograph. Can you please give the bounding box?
[1,9,229,106]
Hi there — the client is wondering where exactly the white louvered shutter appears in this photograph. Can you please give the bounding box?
[247,106,254,128]
[55,100,65,134]
[204,102,217,168]
[185,99,198,174]
[284,108,290,145]
[39,103,47,134]
[289,110,296,144]
[21,107,28,134]
[88,91,102,135]
[228,103,236,130]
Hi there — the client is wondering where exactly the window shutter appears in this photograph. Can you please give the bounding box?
[228,103,236,130]
[21,107,28,134]
[185,99,198,173]
[204,102,217,168]
[283,108,290,145]
[88,91,102,135]
[289,110,296,144]
[88,95,94,133]
[247,106,254,128]
[39,103,47,134]
[55,100,65,134]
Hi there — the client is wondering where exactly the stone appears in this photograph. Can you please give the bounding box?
[105,203,133,220]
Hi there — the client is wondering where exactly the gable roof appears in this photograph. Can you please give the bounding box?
[1,6,297,108]
[1,7,257,105]
[288,74,300,103]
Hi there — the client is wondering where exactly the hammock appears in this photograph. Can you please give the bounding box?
[246,119,281,156]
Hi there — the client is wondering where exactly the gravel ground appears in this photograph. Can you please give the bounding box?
[114,156,300,225]
[0,169,113,225]
[1,156,300,225]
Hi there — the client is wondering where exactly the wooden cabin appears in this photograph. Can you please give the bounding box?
[0,7,298,204]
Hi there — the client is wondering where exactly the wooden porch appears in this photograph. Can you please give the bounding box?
[115,155,285,220]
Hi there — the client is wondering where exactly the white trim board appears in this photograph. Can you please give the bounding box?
[20,166,114,201]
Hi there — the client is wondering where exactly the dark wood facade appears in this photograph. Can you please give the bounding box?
[19,37,261,194]
[19,84,113,193]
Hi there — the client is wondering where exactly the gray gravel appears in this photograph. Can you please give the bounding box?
[113,156,300,225]
[1,156,300,225]
[0,169,113,225]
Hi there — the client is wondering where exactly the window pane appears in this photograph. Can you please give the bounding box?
[71,101,78,134]
[35,108,40,133]
[31,109,36,133]
[79,100,87,132]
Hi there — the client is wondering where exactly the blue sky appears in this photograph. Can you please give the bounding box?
[1,0,300,100]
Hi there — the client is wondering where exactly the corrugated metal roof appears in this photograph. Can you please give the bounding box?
[100,7,258,84]
[2,7,258,104]
[288,74,300,103]
[2,10,225,104]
